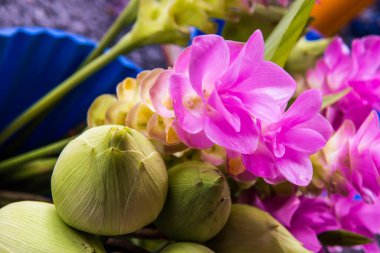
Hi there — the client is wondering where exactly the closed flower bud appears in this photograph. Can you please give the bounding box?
[155,161,231,242]
[51,125,168,235]
[160,242,214,253]
[0,201,105,253]
[206,204,311,253]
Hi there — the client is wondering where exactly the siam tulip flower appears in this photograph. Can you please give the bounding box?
[242,89,333,186]
[247,191,380,252]
[152,30,296,154]
[146,30,332,186]
[317,111,380,203]
[307,36,380,129]
[242,193,339,252]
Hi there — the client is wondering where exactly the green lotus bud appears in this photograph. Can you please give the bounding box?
[206,204,311,253]
[155,161,231,242]
[161,242,214,253]
[0,201,105,253]
[51,125,168,235]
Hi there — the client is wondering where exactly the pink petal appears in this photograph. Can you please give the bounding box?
[279,89,322,128]
[139,68,165,111]
[174,46,191,75]
[232,90,281,123]
[150,70,175,118]
[263,195,300,227]
[189,35,229,96]
[242,142,278,179]
[352,111,380,153]
[173,122,213,149]
[307,59,328,90]
[324,37,350,69]
[204,107,258,154]
[207,90,241,132]
[280,128,327,154]
[231,61,296,109]
[290,225,322,252]
[169,74,204,134]
[351,79,380,111]
[226,40,244,64]
[220,30,265,89]
[295,114,333,141]
[277,149,313,186]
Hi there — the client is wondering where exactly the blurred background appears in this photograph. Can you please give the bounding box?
[0,0,166,69]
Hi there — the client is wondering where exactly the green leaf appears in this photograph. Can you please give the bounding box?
[264,0,315,67]
[321,87,351,110]
[317,229,373,247]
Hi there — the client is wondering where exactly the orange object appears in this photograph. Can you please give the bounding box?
[311,0,375,37]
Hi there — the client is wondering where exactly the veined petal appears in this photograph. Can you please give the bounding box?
[189,35,229,96]
[280,128,327,154]
[139,68,165,111]
[231,61,296,109]
[220,30,264,88]
[173,122,213,149]
[277,149,313,186]
[204,107,258,154]
[295,114,333,141]
[150,69,175,118]
[242,142,278,178]
[237,30,265,81]
[173,46,191,75]
[170,74,204,134]
[279,89,322,128]
[352,111,380,153]
[232,90,281,123]
[207,90,241,132]
[324,37,350,69]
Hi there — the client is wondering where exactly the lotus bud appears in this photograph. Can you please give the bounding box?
[161,242,214,253]
[155,161,231,242]
[0,201,105,253]
[206,204,311,253]
[51,125,168,235]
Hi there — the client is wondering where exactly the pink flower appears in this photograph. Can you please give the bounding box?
[332,192,380,253]
[242,89,333,186]
[153,31,296,154]
[323,111,380,203]
[307,36,380,129]
[247,192,380,252]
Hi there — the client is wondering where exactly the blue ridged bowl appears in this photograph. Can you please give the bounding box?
[0,27,142,155]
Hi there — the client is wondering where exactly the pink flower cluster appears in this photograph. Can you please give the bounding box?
[245,191,380,252]
[145,31,332,186]
[323,111,380,203]
[308,36,380,129]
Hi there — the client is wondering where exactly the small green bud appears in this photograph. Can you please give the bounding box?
[51,125,168,235]
[155,161,231,242]
[0,201,105,253]
[161,242,214,253]
[206,204,311,253]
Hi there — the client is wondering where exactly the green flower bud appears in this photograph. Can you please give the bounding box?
[206,204,311,253]
[155,161,231,242]
[0,201,105,253]
[161,242,214,253]
[51,125,168,235]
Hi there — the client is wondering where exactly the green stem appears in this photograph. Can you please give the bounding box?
[0,137,73,174]
[0,39,137,145]
[80,0,139,66]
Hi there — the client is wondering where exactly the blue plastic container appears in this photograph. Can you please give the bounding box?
[0,27,142,155]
